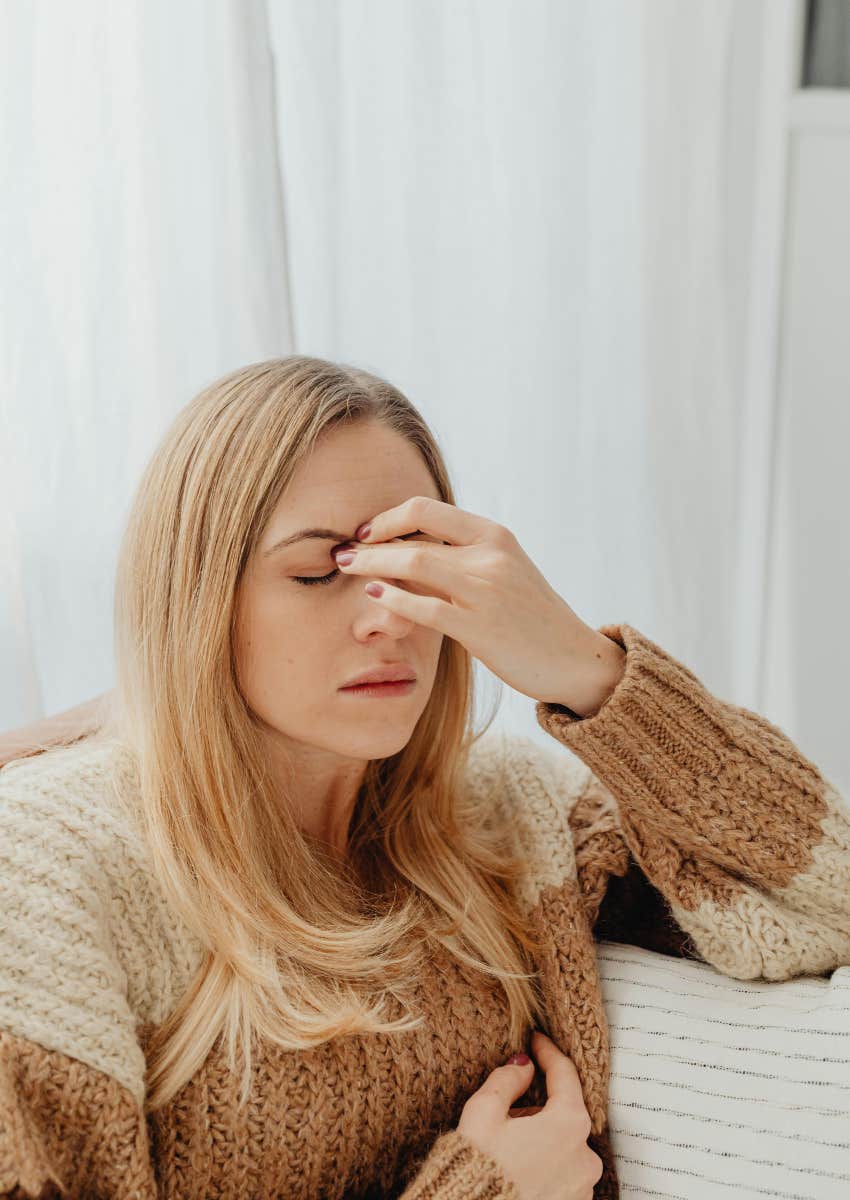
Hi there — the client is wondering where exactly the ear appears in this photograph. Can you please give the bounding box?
[0,691,112,769]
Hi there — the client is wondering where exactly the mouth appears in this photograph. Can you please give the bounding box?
[339,665,417,688]
[338,679,417,697]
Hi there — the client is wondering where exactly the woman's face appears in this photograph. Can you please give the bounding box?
[233,419,447,773]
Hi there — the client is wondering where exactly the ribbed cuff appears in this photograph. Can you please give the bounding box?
[537,621,823,781]
[534,623,827,884]
[536,622,711,751]
[398,1128,521,1200]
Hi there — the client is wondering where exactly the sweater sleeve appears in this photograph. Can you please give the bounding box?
[535,622,850,981]
[396,1129,521,1200]
[0,768,158,1198]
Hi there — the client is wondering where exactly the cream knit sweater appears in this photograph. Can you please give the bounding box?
[1,622,849,1199]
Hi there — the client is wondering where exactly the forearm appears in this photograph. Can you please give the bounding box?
[536,622,850,979]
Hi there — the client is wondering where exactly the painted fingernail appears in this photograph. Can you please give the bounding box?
[355,522,372,541]
[334,550,356,565]
[506,1053,531,1066]
[365,582,384,598]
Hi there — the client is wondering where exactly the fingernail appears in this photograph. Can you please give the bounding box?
[506,1053,531,1065]
[334,550,356,565]
[365,582,384,598]
[355,521,372,541]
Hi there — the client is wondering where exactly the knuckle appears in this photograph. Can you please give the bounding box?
[490,548,511,573]
[580,1150,604,1191]
[409,495,433,521]
[473,547,506,579]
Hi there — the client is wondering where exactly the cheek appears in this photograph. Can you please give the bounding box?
[235,614,325,720]
[235,592,307,678]
[417,630,445,674]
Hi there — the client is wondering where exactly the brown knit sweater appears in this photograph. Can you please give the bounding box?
[1,623,848,1199]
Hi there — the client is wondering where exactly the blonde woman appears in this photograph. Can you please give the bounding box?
[1,356,848,1200]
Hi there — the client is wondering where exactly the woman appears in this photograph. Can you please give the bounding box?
[1,355,848,1200]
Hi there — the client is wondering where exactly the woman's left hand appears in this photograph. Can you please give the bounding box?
[331,495,625,713]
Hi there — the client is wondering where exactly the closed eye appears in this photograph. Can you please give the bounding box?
[292,531,432,587]
[292,569,340,587]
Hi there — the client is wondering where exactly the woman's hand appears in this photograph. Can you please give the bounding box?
[457,1030,604,1200]
[332,495,625,714]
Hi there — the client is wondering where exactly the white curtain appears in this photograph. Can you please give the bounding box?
[0,0,293,727]
[266,0,766,743]
[2,1,775,759]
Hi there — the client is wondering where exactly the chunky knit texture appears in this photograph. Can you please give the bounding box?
[1,622,849,1199]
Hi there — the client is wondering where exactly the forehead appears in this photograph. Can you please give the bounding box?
[263,421,443,550]
[278,421,439,516]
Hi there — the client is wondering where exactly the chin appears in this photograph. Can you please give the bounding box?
[329,723,415,761]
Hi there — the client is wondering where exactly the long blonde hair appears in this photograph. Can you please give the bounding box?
[94,355,546,1112]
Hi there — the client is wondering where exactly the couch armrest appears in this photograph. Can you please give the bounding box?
[0,691,113,769]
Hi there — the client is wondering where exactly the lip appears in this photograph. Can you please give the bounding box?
[340,663,417,688]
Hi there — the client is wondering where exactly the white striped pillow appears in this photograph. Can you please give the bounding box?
[596,941,850,1200]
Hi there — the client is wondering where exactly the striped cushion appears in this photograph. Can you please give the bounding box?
[597,941,850,1200]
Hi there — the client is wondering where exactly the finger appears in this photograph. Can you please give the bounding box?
[357,579,463,638]
[473,1057,536,1114]
[334,542,458,600]
[357,495,501,549]
[530,1031,587,1113]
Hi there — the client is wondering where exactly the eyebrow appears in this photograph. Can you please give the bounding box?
[263,528,354,557]
[263,528,431,557]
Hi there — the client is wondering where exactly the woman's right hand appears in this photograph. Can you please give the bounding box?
[456,1029,604,1200]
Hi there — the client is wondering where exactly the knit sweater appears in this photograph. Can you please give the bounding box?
[1,622,849,1200]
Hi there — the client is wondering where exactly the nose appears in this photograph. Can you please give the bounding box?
[354,580,415,639]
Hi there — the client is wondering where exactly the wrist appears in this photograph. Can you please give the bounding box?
[554,631,626,718]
